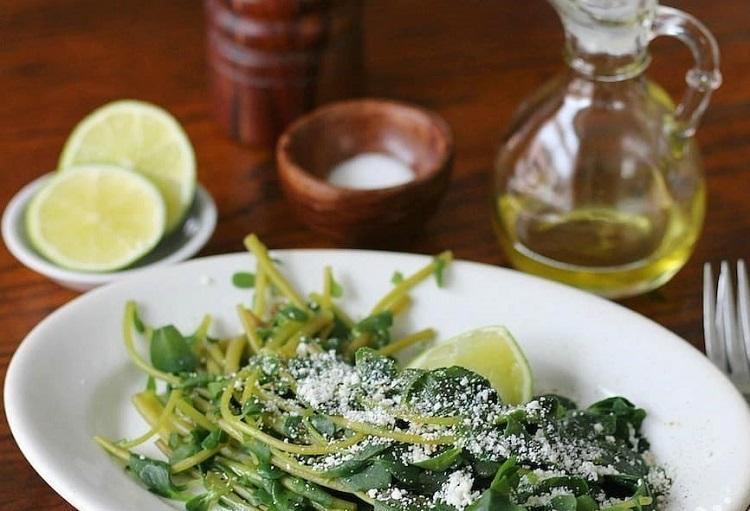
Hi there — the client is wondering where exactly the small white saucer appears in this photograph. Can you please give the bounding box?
[1,173,217,291]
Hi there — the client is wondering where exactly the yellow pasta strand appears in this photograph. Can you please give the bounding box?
[244,234,307,310]
[378,328,436,357]
[371,251,452,314]
[119,390,181,449]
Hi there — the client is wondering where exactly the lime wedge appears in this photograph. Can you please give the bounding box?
[26,164,166,272]
[58,100,196,232]
[408,326,533,405]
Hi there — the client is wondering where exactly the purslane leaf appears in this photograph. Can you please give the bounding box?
[413,447,462,472]
[128,454,183,499]
[341,460,392,491]
[150,325,198,373]
[232,271,256,289]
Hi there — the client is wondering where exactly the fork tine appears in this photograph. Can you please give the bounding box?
[736,260,750,381]
[720,261,750,380]
[704,262,727,371]
[713,262,730,371]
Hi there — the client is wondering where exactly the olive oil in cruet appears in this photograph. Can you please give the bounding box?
[493,0,721,298]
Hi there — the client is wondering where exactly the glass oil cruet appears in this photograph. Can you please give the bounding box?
[493,0,722,298]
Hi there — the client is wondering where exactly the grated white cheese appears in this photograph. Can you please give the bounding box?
[280,351,670,509]
[434,470,479,511]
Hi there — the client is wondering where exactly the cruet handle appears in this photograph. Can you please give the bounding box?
[652,6,722,139]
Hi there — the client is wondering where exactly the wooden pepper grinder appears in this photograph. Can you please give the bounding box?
[205,0,363,148]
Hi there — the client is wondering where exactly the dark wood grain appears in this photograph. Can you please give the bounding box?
[1,0,749,508]
[206,0,363,147]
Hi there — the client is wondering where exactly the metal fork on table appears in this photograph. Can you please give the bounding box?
[703,260,750,400]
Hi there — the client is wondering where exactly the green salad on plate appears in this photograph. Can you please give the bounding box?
[95,235,670,511]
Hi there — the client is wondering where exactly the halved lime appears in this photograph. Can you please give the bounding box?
[58,100,196,232]
[26,164,166,272]
[408,326,533,405]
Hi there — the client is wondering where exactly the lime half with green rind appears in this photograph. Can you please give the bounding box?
[408,325,533,405]
[26,164,166,272]
[58,100,195,232]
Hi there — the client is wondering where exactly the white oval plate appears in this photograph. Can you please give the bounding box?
[1,173,217,291]
[5,250,750,511]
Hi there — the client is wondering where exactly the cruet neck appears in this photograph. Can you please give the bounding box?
[549,0,657,81]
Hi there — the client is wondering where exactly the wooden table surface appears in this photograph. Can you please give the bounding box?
[2,0,749,508]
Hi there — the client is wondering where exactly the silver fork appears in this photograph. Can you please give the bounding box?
[704,261,750,399]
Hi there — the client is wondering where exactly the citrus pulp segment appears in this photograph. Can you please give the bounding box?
[26,164,166,272]
[58,100,195,232]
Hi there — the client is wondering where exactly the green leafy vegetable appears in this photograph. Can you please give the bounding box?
[413,447,462,471]
[169,430,203,464]
[588,397,647,444]
[404,366,497,416]
[549,495,578,511]
[128,454,183,499]
[278,304,309,323]
[283,478,336,507]
[175,372,217,390]
[200,429,227,450]
[185,493,218,511]
[270,480,305,510]
[342,460,392,491]
[355,348,398,380]
[309,414,336,438]
[133,309,146,333]
[467,491,525,511]
[534,475,589,496]
[329,273,343,298]
[241,397,265,419]
[232,271,256,288]
[150,325,198,373]
[355,311,393,348]
[356,311,393,333]
[206,379,229,399]
[245,438,272,464]
[490,458,521,495]
[466,459,525,511]
[433,256,446,287]
[576,496,600,511]
[320,441,390,478]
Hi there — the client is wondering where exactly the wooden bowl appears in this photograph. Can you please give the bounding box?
[276,99,453,246]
